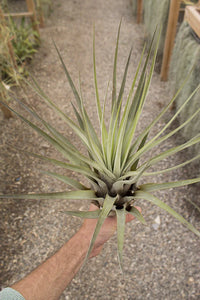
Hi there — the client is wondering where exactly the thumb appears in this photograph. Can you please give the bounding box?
[126,206,142,223]
[89,203,100,211]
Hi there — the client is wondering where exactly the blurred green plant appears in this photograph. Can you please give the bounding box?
[0,0,8,12]
[0,16,39,84]
[0,19,18,84]
[8,16,40,64]
[0,11,39,118]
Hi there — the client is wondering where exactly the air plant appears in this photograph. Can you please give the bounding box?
[0,23,200,271]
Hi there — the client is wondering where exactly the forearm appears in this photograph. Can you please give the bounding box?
[12,231,89,300]
[9,204,137,300]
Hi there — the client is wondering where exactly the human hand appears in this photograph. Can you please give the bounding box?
[79,203,141,257]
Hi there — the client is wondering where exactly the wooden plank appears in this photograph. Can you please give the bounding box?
[3,12,33,17]
[161,0,181,81]
[184,6,200,38]
[137,0,143,24]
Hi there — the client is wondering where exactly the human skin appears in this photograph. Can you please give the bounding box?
[11,204,140,300]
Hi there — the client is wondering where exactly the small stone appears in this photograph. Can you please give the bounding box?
[15,176,21,182]
[154,215,161,224]
[188,277,194,284]
[152,216,161,230]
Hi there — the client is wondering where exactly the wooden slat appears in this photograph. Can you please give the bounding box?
[184,6,200,38]
[3,12,33,17]
[137,0,143,24]
[161,0,181,81]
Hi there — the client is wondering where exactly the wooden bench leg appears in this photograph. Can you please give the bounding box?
[137,0,143,24]
[37,0,45,28]
[25,0,40,34]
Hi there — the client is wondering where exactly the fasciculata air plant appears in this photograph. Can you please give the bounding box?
[0,22,200,272]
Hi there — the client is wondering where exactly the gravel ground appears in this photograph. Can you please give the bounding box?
[0,0,200,299]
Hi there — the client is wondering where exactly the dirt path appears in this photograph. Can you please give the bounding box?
[0,0,200,299]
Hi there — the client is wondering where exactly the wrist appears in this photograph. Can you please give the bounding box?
[77,226,93,247]
[69,228,91,258]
